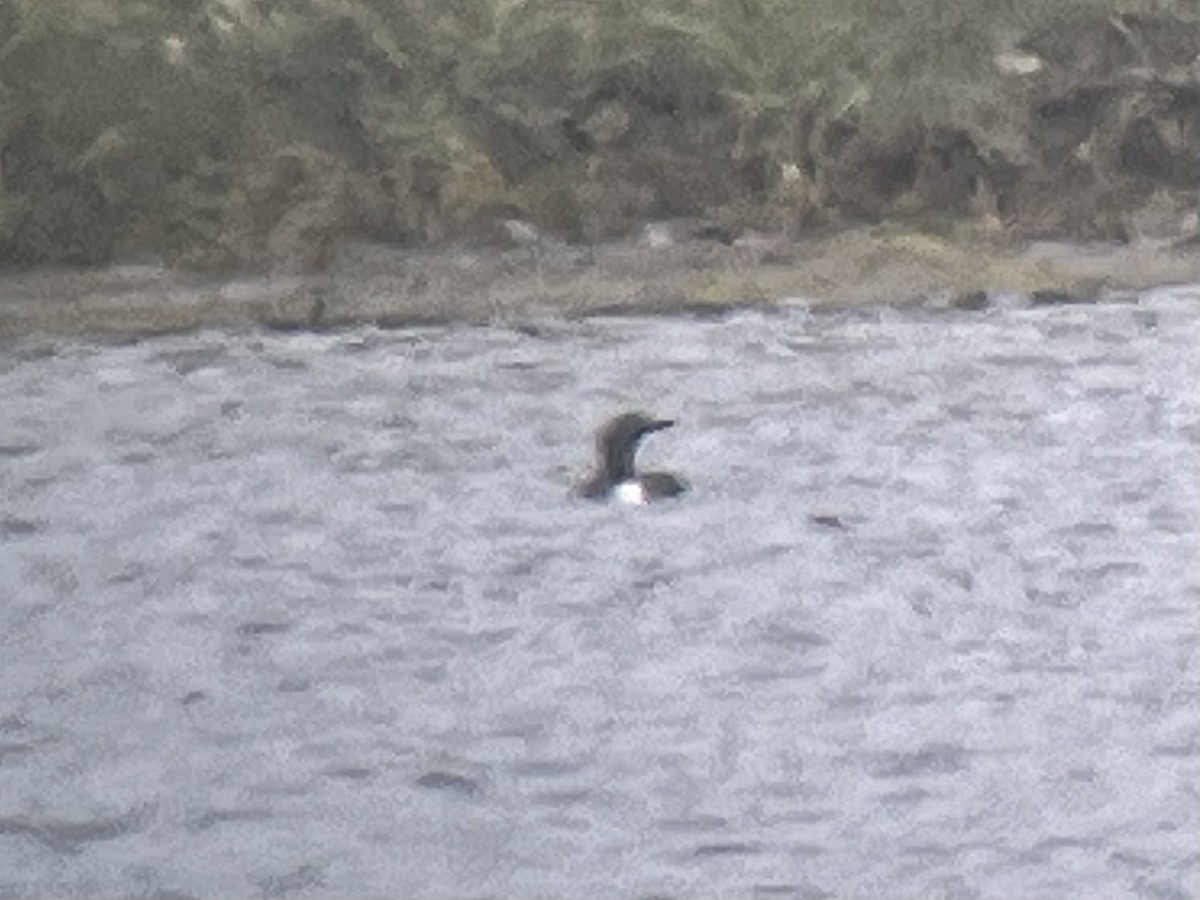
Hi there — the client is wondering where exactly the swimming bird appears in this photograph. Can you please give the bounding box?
[577,411,687,504]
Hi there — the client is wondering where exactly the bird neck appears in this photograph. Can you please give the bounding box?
[602,441,639,482]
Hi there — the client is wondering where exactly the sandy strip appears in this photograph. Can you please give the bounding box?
[2,226,1198,340]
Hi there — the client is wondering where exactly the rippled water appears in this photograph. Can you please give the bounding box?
[1,288,1198,899]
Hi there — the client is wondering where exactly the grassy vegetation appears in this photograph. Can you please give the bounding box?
[0,0,1197,269]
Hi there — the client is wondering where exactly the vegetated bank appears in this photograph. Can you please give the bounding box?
[0,0,1198,336]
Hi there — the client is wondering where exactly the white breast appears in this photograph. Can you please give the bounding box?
[613,480,648,505]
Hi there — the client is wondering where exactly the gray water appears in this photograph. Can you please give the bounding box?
[1,288,1198,900]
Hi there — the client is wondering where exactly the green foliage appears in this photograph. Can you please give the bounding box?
[0,0,1195,267]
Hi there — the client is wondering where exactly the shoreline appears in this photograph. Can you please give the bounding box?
[2,225,1199,342]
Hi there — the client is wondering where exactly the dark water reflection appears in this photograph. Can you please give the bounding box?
[1,288,1198,898]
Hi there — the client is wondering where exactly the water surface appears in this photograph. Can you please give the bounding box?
[1,289,1198,899]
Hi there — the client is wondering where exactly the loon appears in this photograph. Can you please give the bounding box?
[577,411,688,504]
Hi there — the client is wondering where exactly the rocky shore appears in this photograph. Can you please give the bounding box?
[2,225,1198,341]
